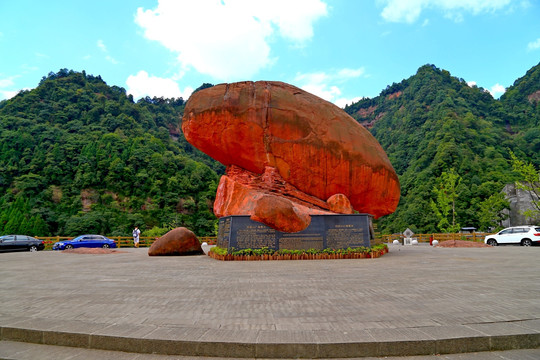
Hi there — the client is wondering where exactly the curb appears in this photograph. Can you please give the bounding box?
[2,325,539,358]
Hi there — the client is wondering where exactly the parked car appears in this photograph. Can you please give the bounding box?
[0,235,45,252]
[484,226,540,246]
[53,235,117,250]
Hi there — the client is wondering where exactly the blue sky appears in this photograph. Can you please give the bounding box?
[1,0,539,107]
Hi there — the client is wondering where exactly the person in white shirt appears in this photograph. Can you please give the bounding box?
[132,226,141,248]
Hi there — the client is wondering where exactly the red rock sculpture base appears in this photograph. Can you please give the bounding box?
[214,165,352,232]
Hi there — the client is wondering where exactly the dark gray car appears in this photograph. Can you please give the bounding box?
[0,235,45,252]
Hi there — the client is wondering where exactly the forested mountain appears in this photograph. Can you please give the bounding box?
[1,63,538,237]
[0,69,222,237]
[500,64,540,164]
[345,63,540,234]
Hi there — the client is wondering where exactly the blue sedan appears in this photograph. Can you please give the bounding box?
[53,235,117,250]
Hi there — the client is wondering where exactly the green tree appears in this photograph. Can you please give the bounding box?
[477,193,509,231]
[0,69,220,237]
[510,151,540,221]
[430,169,462,232]
[3,210,24,234]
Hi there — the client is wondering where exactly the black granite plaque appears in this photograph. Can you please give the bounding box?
[217,214,373,251]
[216,216,232,248]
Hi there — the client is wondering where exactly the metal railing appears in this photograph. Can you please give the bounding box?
[36,236,217,251]
[377,232,490,244]
[35,233,489,250]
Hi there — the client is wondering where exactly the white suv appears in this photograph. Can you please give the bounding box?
[484,226,540,246]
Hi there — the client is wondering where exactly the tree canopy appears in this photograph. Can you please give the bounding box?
[0,69,222,237]
[345,62,540,234]
[1,62,539,238]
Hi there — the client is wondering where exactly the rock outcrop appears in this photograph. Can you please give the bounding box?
[148,227,203,256]
[182,81,400,232]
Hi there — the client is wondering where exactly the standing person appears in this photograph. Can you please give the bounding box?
[132,226,141,248]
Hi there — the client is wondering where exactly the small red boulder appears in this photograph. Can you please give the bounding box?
[148,227,203,256]
[251,194,312,233]
[327,193,354,214]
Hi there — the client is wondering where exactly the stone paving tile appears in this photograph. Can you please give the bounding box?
[0,245,539,358]
[1,318,73,333]
[313,329,375,343]
[517,318,540,332]
[0,316,36,328]
[416,324,485,339]
[256,329,318,344]
[218,323,277,331]
[97,323,158,338]
[366,327,434,341]
[466,321,539,336]
[144,326,210,341]
[197,328,260,343]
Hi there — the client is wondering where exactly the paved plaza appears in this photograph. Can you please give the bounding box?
[0,244,539,359]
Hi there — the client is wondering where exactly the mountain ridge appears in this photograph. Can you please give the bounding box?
[1,63,538,236]
[0,69,221,237]
[344,62,539,233]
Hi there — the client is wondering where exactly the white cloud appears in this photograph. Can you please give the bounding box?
[379,0,512,23]
[126,70,193,100]
[380,0,423,23]
[293,67,365,104]
[335,96,364,108]
[97,39,107,52]
[105,55,119,65]
[0,76,19,100]
[20,64,39,73]
[337,68,365,78]
[467,81,505,97]
[0,75,29,101]
[489,83,506,98]
[0,77,15,88]
[97,40,119,64]
[302,82,342,102]
[527,37,540,51]
[135,0,328,81]
[0,89,21,101]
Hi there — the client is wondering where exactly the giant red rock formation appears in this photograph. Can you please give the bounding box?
[148,227,203,256]
[182,81,400,232]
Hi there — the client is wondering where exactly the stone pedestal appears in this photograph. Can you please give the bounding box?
[217,214,374,251]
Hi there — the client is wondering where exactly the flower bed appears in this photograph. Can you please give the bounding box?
[208,244,388,261]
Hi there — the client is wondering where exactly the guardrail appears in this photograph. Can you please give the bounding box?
[35,233,489,250]
[378,232,490,244]
[36,236,217,251]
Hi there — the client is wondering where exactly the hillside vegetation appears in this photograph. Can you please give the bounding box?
[0,70,222,237]
[345,63,540,234]
[1,63,538,237]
